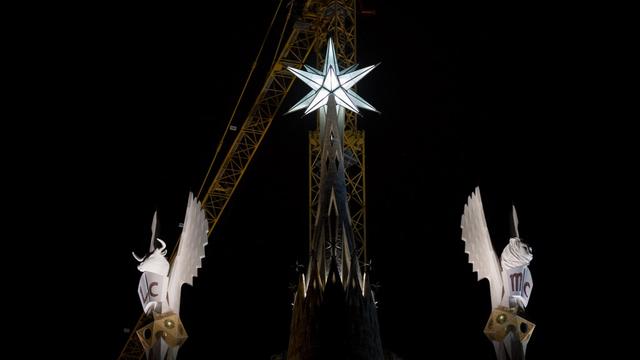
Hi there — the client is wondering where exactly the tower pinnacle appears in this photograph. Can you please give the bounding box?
[286,37,383,360]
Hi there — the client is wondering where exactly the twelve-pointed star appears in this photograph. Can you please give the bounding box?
[287,38,379,115]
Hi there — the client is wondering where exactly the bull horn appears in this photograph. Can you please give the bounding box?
[157,238,166,252]
[132,251,145,262]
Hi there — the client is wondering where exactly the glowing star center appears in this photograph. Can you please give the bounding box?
[286,38,379,115]
[323,66,339,92]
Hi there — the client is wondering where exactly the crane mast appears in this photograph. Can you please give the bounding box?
[118,1,364,358]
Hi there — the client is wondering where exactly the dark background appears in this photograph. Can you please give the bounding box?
[26,1,609,358]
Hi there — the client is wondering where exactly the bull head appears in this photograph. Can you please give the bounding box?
[132,239,170,276]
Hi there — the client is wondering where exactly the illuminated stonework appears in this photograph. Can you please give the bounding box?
[286,37,384,360]
[132,192,209,360]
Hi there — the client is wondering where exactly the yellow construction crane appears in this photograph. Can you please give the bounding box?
[118,1,366,358]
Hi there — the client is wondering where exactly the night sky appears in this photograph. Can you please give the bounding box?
[43,1,605,359]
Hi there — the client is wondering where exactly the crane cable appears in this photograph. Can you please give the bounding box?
[271,0,294,68]
[197,0,286,199]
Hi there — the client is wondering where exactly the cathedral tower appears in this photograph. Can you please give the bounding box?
[285,38,383,360]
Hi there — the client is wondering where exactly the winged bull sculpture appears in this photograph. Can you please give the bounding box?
[131,192,209,360]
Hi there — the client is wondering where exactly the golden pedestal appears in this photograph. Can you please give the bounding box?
[136,312,188,350]
[484,307,535,343]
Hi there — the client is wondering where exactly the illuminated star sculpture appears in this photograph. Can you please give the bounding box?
[287,37,378,115]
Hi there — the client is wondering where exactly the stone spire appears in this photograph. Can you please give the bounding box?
[285,38,383,360]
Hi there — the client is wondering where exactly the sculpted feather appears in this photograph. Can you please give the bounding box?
[460,187,504,309]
